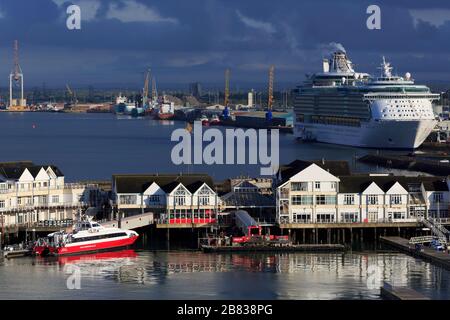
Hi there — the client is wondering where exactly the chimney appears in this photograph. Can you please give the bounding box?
[323,59,330,73]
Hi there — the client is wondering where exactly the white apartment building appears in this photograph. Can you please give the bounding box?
[276,160,449,224]
[0,162,97,227]
[113,173,219,224]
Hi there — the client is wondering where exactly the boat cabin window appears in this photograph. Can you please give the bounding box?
[91,223,100,227]
[76,222,92,230]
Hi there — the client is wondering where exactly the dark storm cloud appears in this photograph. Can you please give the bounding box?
[0,0,449,87]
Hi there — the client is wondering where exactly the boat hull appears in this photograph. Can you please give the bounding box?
[294,119,437,149]
[156,113,175,120]
[57,235,139,256]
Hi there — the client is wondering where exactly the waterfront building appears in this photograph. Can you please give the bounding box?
[275,160,449,225]
[0,161,99,228]
[112,173,218,224]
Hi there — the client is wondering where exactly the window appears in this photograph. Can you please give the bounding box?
[25,197,32,205]
[52,195,59,204]
[0,200,4,208]
[433,192,443,203]
[198,195,210,206]
[341,212,358,223]
[291,182,308,191]
[331,182,337,190]
[174,185,188,206]
[294,213,311,223]
[315,182,321,190]
[291,195,313,205]
[198,185,212,205]
[317,214,334,223]
[174,195,186,206]
[393,212,405,219]
[148,195,160,203]
[390,195,402,205]
[367,195,378,205]
[119,195,137,205]
[38,195,48,205]
[315,195,336,205]
[343,194,355,205]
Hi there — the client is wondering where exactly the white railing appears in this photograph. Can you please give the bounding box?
[278,217,421,224]
[430,217,450,224]
[0,183,98,195]
[0,201,89,212]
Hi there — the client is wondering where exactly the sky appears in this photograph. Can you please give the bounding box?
[1,0,450,89]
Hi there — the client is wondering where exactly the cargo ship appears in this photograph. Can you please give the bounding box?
[114,93,135,115]
[154,95,175,120]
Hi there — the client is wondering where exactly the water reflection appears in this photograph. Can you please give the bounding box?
[1,250,449,299]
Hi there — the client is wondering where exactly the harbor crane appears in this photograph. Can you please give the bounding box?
[224,68,230,107]
[142,69,150,108]
[9,40,25,108]
[265,65,274,122]
[267,65,274,110]
[152,76,157,102]
[65,84,77,107]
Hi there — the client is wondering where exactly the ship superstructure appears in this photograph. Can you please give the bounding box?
[294,50,439,149]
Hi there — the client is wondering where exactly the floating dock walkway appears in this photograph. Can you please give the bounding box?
[380,236,450,270]
[3,249,31,259]
[201,243,346,253]
[380,283,429,300]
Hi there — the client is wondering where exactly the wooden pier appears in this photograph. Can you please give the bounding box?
[380,236,450,270]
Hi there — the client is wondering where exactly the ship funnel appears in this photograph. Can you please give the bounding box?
[322,59,330,73]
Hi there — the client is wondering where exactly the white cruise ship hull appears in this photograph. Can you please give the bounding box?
[294,119,436,149]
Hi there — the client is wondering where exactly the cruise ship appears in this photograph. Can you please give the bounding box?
[294,50,439,149]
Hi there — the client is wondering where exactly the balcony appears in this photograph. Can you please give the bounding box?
[0,183,97,195]
[0,201,89,213]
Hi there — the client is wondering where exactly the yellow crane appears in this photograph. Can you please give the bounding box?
[267,65,274,111]
[224,68,230,107]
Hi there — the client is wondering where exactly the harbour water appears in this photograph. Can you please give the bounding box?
[0,112,422,181]
[1,112,444,300]
[1,247,450,299]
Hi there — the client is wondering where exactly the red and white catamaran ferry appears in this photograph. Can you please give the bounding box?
[33,217,139,256]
